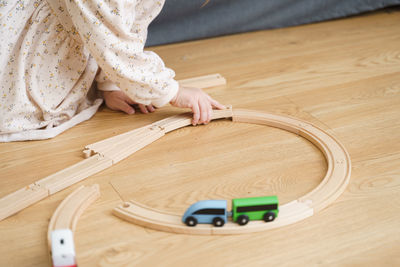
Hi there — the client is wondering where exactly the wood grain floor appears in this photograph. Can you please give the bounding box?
[1,9,400,266]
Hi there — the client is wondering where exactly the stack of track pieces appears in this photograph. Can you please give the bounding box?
[113,109,351,235]
[48,184,100,266]
[0,73,226,222]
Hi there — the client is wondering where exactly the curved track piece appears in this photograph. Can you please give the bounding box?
[113,109,351,235]
[48,184,100,246]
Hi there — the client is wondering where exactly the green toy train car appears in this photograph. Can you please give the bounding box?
[232,196,278,225]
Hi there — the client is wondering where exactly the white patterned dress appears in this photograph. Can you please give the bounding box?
[0,0,178,141]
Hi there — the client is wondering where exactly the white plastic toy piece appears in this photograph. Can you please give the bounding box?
[51,229,76,267]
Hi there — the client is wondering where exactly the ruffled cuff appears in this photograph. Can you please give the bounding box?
[150,79,179,108]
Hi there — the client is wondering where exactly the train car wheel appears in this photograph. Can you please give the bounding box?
[237,215,249,225]
[264,212,276,222]
[213,217,225,227]
[185,216,198,227]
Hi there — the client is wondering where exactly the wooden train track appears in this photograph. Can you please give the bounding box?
[0,72,351,235]
[113,109,351,234]
[0,73,226,222]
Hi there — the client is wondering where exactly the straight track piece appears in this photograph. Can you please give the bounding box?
[109,127,165,164]
[83,125,151,158]
[37,154,112,195]
[0,183,48,221]
[155,107,233,133]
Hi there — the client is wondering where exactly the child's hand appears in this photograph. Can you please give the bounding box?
[103,91,155,114]
[170,86,225,125]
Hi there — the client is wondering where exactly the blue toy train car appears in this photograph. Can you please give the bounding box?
[182,200,228,227]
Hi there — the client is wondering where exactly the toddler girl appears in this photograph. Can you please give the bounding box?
[0,0,223,142]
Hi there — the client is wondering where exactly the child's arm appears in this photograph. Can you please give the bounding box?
[65,0,224,124]
[65,0,178,108]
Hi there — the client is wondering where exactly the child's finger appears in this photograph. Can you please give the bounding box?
[146,105,155,113]
[198,99,209,124]
[205,99,213,123]
[138,104,149,114]
[120,101,135,115]
[191,102,200,125]
[208,97,225,110]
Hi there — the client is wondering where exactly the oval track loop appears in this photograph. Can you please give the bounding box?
[113,109,351,235]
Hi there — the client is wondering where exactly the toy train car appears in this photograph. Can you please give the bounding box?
[182,196,278,227]
[51,229,77,267]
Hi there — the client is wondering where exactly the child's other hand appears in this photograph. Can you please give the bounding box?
[103,91,155,114]
[169,86,225,125]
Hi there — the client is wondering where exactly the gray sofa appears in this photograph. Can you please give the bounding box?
[146,0,400,46]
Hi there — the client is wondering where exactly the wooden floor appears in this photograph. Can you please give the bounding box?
[1,10,400,266]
